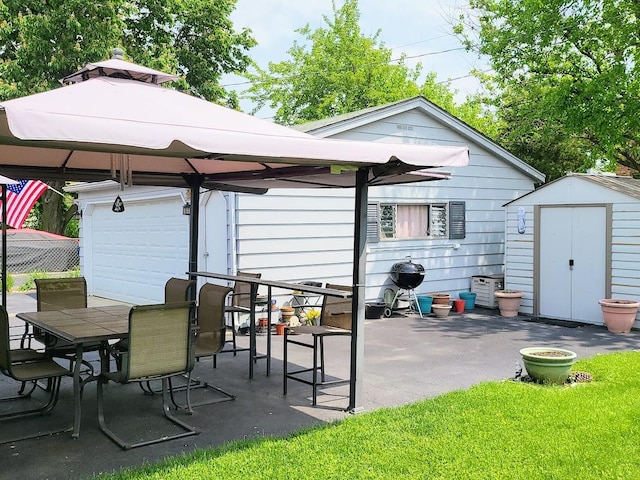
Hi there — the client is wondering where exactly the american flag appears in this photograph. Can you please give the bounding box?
[3,180,49,229]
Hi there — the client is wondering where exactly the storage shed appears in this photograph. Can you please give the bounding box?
[503,173,640,327]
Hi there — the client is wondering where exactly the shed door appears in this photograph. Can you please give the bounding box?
[539,206,606,324]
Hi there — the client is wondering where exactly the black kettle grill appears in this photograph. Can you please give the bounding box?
[384,257,426,317]
[390,258,425,290]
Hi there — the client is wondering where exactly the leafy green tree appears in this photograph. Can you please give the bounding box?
[246,0,494,131]
[493,83,597,181]
[458,0,640,172]
[0,0,256,105]
[0,0,256,233]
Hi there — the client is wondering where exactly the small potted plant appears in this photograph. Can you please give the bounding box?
[305,308,321,326]
[494,289,524,317]
[519,347,577,384]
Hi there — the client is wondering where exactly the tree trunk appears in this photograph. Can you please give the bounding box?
[41,181,65,234]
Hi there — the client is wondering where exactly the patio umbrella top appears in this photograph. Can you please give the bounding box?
[0,58,469,191]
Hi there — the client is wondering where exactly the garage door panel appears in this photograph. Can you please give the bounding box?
[89,198,189,304]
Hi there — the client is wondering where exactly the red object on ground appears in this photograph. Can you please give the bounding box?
[453,299,465,313]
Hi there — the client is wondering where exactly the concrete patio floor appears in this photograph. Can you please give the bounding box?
[2,292,639,480]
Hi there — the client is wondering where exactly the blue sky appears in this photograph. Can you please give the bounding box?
[224,0,488,118]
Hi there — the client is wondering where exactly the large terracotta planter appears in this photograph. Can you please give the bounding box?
[428,292,451,305]
[494,290,523,317]
[519,347,577,384]
[599,299,640,333]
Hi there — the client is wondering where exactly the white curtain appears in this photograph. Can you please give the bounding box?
[396,205,427,238]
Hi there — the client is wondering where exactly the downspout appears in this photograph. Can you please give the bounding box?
[349,167,368,413]
[226,192,237,276]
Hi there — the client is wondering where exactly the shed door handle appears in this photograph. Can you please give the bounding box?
[569,259,574,269]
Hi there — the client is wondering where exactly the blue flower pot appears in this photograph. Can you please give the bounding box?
[458,291,476,310]
[415,294,433,314]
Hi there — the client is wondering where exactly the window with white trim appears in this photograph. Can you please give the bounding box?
[367,201,465,242]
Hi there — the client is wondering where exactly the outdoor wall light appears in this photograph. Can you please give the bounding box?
[182,201,191,216]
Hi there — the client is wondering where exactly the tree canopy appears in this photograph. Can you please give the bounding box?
[0,0,256,234]
[246,0,495,132]
[458,0,640,173]
[0,0,256,107]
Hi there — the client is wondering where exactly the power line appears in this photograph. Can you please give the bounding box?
[221,47,469,88]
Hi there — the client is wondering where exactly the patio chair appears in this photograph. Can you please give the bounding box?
[283,284,352,406]
[97,301,198,450]
[165,277,197,304]
[219,271,262,360]
[173,283,235,412]
[30,277,99,372]
[21,277,85,350]
[112,276,195,370]
[0,305,71,423]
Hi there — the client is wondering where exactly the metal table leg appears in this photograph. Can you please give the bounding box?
[71,344,85,438]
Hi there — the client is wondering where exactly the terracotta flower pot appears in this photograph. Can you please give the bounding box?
[428,292,451,305]
[494,290,523,317]
[599,299,640,333]
[275,323,286,335]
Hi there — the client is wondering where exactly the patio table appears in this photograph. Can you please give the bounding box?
[16,304,131,438]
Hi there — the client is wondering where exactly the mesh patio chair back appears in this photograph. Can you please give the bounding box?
[33,277,92,354]
[110,277,196,367]
[232,271,262,309]
[165,277,196,304]
[196,283,233,356]
[35,277,87,311]
[320,284,353,331]
[124,302,195,380]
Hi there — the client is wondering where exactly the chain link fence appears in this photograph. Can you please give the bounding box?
[2,231,80,290]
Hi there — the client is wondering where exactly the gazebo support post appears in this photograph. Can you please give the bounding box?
[349,167,368,413]
[187,176,203,303]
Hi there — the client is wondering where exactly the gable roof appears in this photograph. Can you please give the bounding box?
[293,96,545,183]
[504,173,640,206]
[579,174,640,199]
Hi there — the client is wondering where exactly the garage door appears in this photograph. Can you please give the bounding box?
[88,197,189,304]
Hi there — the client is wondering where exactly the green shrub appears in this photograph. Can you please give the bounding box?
[18,270,49,291]
[3,274,13,292]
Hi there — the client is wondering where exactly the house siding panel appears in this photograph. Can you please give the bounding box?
[228,104,540,302]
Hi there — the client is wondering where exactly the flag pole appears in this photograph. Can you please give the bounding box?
[46,184,65,197]
[2,184,6,307]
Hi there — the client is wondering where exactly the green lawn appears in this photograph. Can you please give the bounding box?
[95,351,640,479]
